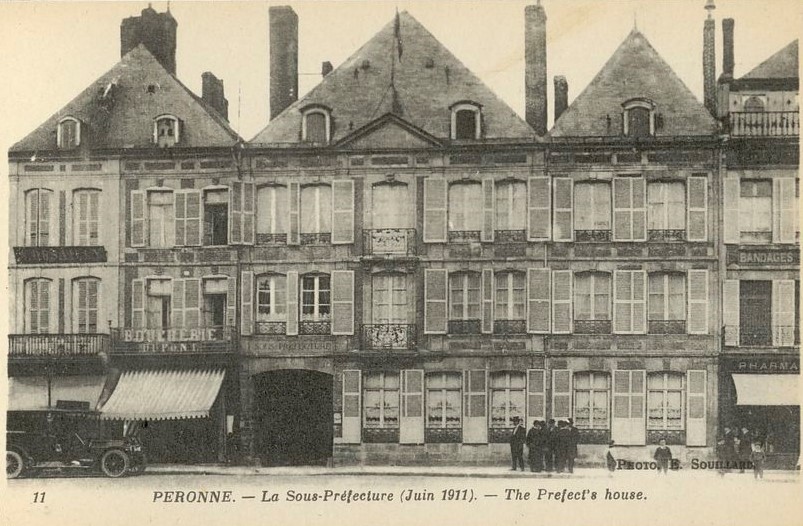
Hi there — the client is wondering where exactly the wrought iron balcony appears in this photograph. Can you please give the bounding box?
[575,229,612,243]
[9,333,109,357]
[494,230,527,243]
[363,228,417,256]
[729,111,799,137]
[574,319,613,334]
[448,319,482,335]
[648,230,686,243]
[725,325,799,347]
[648,320,686,335]
[300,232,332,246]
[110,325,235,354]
[299,319,331,335]
[361,324,417,350]
[256,233,288,245]
[14,246,107,264]
[255,321,287,335]
[493,319,527,335]
[448,230,481,244]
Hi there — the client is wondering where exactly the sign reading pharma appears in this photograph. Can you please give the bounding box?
[722,356,800,373]
[723,356,800,407]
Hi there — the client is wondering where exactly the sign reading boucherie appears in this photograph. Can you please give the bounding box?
[122,328,228,342]
[728,246,799,266]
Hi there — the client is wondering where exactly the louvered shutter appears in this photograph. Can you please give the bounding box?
[772,280,795,346]
[481,178,495,242]
[551,369,572,420]
[687,176,708,241]
[230,181,243,244]
[131,190,146,247]
[687,270,708,334]
[286,271,299,335]
[243,182,255,245]
[481,269,494,334]
[527,369,546,422]
[723,280,739,345]
[551,270,572,333]
[614,270,646,334]
[226,277,237,328]
[527,177,551,240]
[131,279,145,328]
[184,278,201,328]
[423,178,447,242]
[527,268,550,333]
[774,178,796,244]
[332,179,355,244]
[424,269,448,334]
[342,370,361,443]
[175,192,187,246]
[612,370,646,445]
[463,370,488,443]
[171,279,185,327]
[553,178,573,241]
[614,177,646,241]
[288,182,300,245]
[723,178,740,244]
[241,271,254,335]
[686,370,707,446]
[400,369,425,444]
[331,270,354,335]
[185,190,202,246]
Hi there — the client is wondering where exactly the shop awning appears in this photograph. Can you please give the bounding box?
[99,369,225,420]
[8,376,106,411]
[732,374,800,406]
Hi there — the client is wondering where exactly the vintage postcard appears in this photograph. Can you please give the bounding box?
[1,1,800,525]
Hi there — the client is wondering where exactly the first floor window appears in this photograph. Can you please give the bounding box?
[448,182,482,232]
[302,275,330,320]
[494,272,525,320]
[426,373,462,428]
[648,182,685,231]
[73,189,100,246]
[372,273,408,324]
[26,279,51,334]
[648,273,686,321]
[74,278,99,333]
[26,188,51,247]
[574,372,610,429]
[575,272,611,320]
[490,372,525,427]
[363,372,400,428]
[257,275,286,321]
[495,180,526,231]
[301,185,332,234]
[574,182,611,231]
[449,272,481,321]
[739,180,772,243]
[148,190,175,247]
[257,185,287,236]
[647,373,684,430]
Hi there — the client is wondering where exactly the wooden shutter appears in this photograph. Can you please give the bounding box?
[286,271,299,335]
[612,370,646,445]
[423,178,447,242]
[131,190,146,247]
[400,369,424,444]
[774,178,796,244]
[131,278,145,328]
[185,190,202,246]
[551,369,572,420]
[723,280,739,345]
[171,279,185,327]
[342,370,361,443]
[527,369,546,422]
[331,270,354,335]
[241,271,254,336]
[723,178,740,244]
[424,269,448,334]
[332,179,355,244]
[288,182,300,245]
[184,278,201,328]
[687,176,708,241]
[463,370,488,443]
[481,178,495,242]
[552,177,573,241]
[527,176,551,240]
[226,277,237,328]
[230,181,243,244]
[687,270,708,334]
[481,269,494,334]
[773,280,795,346]
[527,268,550,333]
[686,369,707,446]
[614,270,646,334]
[614,177,646,241]
[175,192,187,246]
[243,182,255,245]
[551,270,572,333]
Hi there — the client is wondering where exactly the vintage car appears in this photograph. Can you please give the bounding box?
[6,408,146,478]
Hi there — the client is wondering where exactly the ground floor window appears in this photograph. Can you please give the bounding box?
[363,372,399,428]
[426,373,462,428]
[647,372,684,430]
[490,372,525,427]
[574,372,610,429]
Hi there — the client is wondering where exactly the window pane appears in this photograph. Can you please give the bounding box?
[257,186,287,234]
[305,113,327,143]
[372,184,408,229]
[427,390,444,426]
[455,109,476,139]
[448,183,482,231]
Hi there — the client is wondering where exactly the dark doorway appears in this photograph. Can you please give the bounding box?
[205,294,227,327]
[204,203,229,246]
[253,370,333,466]
[740,281,772,346]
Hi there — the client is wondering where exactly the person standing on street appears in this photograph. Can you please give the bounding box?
[654,437,673,474]
[509,416,526,471]
[544,419,557,472]
[738,426,752,473]
[750,439,766,480]
[555,420,570,472]
[566,418,580,473]
[526,420,542,472]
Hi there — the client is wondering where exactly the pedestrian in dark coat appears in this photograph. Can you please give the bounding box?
[565,418,580,473]
[526,420,543,472]
[605,440,617,477]
[653,438,673,474]
[555,420,571,472]
[738,427,752,472]
[544,419,557,472]
[509,417,526,471]
[717,426,737,476]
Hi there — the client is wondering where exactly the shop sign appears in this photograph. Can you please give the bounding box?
[121,327,226,342]
[722,356,800,373]
[729,246,799,266]
[261,340,333,353]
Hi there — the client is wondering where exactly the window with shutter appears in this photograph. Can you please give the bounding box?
[490,372,526,428]
[614,270,646,334]
[363,372,400,429]
[647,373,684,430]
[130,190,146,247]
[400,370,425,444]
[257,185,288,241]
[423,178,447,242]
[687,176,708,241]
[226,277,237,327]
[774,178,797,244]
[26,189,52,247]
[424,269,448,334]
[723,280,739,345]
[773,280,795,346]
[687,270,708,335]
[463,370,488,443]
[300,185,332,239]
[647,181,685,241]
[288,182,301,245]
[574,272,611,334]
[551,270,572,334]
[551,369,572,420]
[26,279,52,334]
[73,190,100,246]
[613,177,646,241]
[573,372,610,430]
[74,278,100,333]
[527,177,550,240]
[175,190,202,246]
[740,180,772,244]
[230,181,243,244]
[527,268,550,333]
[148,190,176,248]
[448,182,482,240]
[575,182,612,241]
[243,182,255,245]
[611,370,645,445]
[494,272,526,324]
[495,179,526,234]
[426,373,462,429]
[332,179,355,244]
[331,270,355,335]
[527,369,546,422]
[723,177,740,244]
[131,279,145,329]
[481,178,495,242]
[448,272,482,334]
[342,370,362,443]
[286,271,299,335]
[552,178,573,241]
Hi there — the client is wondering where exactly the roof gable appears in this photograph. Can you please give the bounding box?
[551,30,717,137]
[252,11,536,145]
[741,40,799,80]
[338,113,442,150]
[11,45,240,153]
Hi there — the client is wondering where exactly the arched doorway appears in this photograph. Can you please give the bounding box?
[253,369,333,466]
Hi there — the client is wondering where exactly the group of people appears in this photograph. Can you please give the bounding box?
[509,417,579,473]
[718,425,766,479]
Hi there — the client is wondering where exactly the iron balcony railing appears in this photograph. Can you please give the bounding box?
[361,324,417,350]
[493,319,527,335]
[448,230,482,244]
[574,320,613,334]
[494,230,527,243]
[256,233,288,245]
[448,319,482,335]
[575,229,612,243]
[729,111,799,137]
[648,229,686,243]
[110,325,235,354]
[299,232,332,246]
[299,319,331,335]
[724,325,799,347]
[9,333,110,357]
[255,321,287,335]
[648,320,687,335]
[363,228,417,256]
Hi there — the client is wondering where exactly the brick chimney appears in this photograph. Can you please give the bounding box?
[202,72,229,121]
[554,76,568,123]
[722,18,735,79]
[525,2,548,135]
[269,6,299,120]
[703,0,717,116]
[121,5,177,74]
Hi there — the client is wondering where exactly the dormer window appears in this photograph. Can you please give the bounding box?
[450,102,482,140]
[301,106,331,144]
[57,117,81,149]
[622,98,656,138]
[154,114,180,147]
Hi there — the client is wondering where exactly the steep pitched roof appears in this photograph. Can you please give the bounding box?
[251,11,537,145]
[741,40,799,80]
[10,45,240,153]
[551,29,717,137]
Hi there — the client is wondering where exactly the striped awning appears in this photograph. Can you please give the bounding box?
[99,369,225,420]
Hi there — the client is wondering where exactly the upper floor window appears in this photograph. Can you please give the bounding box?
[449,272,481,322]
[257,274,287,322]
[450,102,482,140]
[257,185,287,239]
[154,115,180,147]
[742,95,766,112]
[73,189,100,246]
[302,107,331,144]
[372,182,410,229]
[26,278,52,334]
[204,188,229,246]
[739,180,772,244]
[494,271,526,321]
[301,184,332,235]
[372,273,408,324]
[301,274,330,321]
[495,180,526,231]
[25,188,52,247]
[448,181,482,233]
[73,277,100,333]
[647,181,686,238]
[58,117,81,149]
[622,98,655,138]
[148,190,175,248]
[575,272,611,321]
[574,181,611,240]
[648,272,686,323]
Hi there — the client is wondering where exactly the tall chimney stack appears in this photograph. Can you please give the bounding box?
[703,0,717,116]
[269,6,299,120]
[202,72,229,121]
[554,76,568,123]
[525,2,548,135]
[121,5,177,74]
[722,18,735,79]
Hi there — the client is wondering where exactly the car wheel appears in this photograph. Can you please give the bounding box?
[100,449,130,478]
[7,451,25,479]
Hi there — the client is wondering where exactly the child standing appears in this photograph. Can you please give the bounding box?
[750,440,766,480]
[654,438,673,475]
[605,440,617,477]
